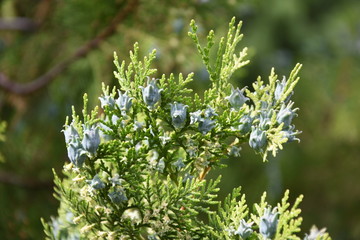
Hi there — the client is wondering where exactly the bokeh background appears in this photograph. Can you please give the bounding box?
[0,0,359,239]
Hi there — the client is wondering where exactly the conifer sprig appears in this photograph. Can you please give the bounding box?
[43,18,331,240]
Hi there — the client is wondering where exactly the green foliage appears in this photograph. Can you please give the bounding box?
[251,190,304,240]
[43,18,331,240]
[188,17,249,94]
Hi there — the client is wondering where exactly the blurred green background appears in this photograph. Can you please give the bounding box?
[0,0,359,239]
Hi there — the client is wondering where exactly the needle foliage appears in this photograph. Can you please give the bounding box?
[42,17,330,240]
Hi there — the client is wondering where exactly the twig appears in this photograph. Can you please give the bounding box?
[0,0,139,95]
[199,166,211,181]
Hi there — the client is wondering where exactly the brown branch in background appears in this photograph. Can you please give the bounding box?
[0,0,139,95]
[0,17,38,31]
[0,170,53,189]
